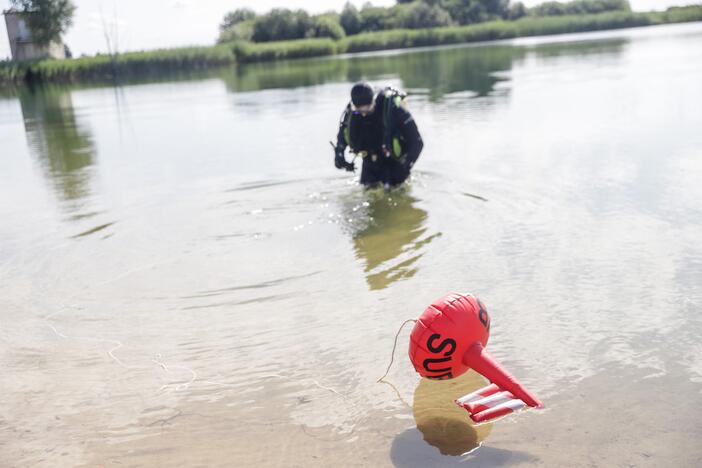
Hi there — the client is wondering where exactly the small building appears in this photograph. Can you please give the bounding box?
[3,8,65,61]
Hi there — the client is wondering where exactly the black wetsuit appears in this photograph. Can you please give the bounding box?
[336,91,423,187]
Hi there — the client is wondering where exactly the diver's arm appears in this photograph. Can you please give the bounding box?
[334,105,354,171]
[335,105,350,151]
[397,107,423,168]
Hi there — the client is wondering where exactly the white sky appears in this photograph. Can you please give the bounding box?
[1,0,698,60]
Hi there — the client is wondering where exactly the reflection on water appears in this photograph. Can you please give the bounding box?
[19,87,96,203]
[223,38,627,102]
[413,371,492,455]
[17,87,117,239]
[344,188,441,290]
[223,45,522,100]
[528,37,628,59]
[352,45,522,100]
[224,59,348,94]
[390,371,540,467]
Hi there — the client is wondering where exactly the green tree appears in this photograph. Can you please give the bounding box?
[218,20,255,43]
[442,0,484,24]
[10,0,76,46]
[340,2,362,35]
[481,0,510,17]
[309,16,346,40]
[251,9,313,42]
[360,4,394,32]
[507,1,527,19]
[442,0,509,24]
[398,2,453,28]
[529,0,630,17]
[529,1,567,15]
[220,8,256,31]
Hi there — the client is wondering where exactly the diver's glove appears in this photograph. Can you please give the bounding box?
[334,146,355,172]
[334,146,346,169]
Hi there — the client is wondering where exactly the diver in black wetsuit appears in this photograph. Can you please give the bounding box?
[333,81,423,188]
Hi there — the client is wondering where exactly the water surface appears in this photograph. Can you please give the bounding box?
[1,22,701,467]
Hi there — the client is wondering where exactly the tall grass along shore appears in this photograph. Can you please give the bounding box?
[1,6,701,86]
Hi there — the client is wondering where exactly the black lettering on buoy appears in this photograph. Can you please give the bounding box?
[423,357,451,373]
[478,300,490,330]
[426,333,456,357]
[427,372,453,380]
[423,333,457,378]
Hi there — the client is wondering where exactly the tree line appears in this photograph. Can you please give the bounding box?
[218,0,632,43]
[5,4,702,85]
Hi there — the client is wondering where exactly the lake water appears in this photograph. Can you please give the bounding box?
[1,22,701,467]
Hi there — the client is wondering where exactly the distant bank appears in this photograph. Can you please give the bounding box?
[1,7,701,87]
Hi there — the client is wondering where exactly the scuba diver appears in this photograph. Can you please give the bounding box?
[333,81,423,188]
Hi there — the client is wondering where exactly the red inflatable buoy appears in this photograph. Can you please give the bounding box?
[408,292,543,422]
[409,293,490,381]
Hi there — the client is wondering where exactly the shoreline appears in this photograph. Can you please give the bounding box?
[1,7,701,87]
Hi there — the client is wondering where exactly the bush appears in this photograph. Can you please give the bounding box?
[309,16,346,40]
[662,5,702,23]
[507,2,528,20]
[360,5,396,32]
[252,9,313,42]
[340,2,362,35]
[220,8,256,31]
[10,44,236,83]
[530,1,567,16]
[397,2,454,29]
[0,60,23,85]
[232,38,337,63]
[218,20,255,43]
[340,22,518,53]
[339,10,678,53]
[514,11,650,35]
[529,0,631,17]
[443,0,510,25]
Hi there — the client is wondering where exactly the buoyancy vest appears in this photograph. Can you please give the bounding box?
[343,86,407,159]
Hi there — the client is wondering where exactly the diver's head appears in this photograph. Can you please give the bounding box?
[350,81,375,116]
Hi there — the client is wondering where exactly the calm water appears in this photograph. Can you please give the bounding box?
[1,23,701,467]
